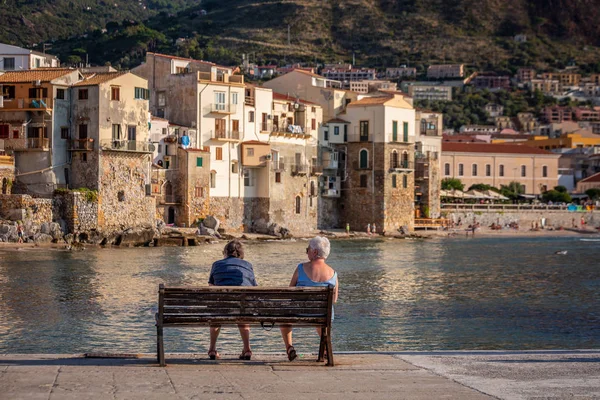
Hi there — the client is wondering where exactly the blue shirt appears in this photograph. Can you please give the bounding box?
[208,256,257,286]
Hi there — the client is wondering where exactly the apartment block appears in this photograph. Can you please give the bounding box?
[543,106,574,123]
[473,75,511,90]
[321,66,376,89]
[0,43,59,71]
[427,64,464,79]
[530,79,562,94]
[407,85,452,101]
[541,72,581,87]
[574,107,600,121]
[349,80,397,94]
[517,68,535,82]
[385,67,417,79]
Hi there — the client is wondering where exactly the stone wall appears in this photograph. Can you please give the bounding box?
[0,194,53,224]
[208,197,270,232]
[70,150,100,190]
[98,152,154,230]
[52,192,98,233]
[318,197,341,229]
[444,209,600,229]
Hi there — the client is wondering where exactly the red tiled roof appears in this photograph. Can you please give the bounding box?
[578,172,600,183]
[73,71,129,86]
[326,118,350,124]
[272,92,318,105]
[347,96,393,107]
[442,142,555,155]
[0,69,76,83]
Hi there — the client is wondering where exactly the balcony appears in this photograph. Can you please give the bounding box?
[322,188,340,198]
[160,195,182,205]
[13,138,50,151]
[311,164,324,175]
[352,160,372,170]
[68,138,94,151]
[210,103,237,114]
[0,98,52,112]
[271,161,285,171]
[389,160,414,171]
[100,139,155,153]
[245,96,255,107]
[210,130,240,142]
[291,164,309,175]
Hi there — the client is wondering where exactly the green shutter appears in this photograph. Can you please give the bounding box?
[403,122,409,142]
[196,157,203,167]
[392,121,398,141]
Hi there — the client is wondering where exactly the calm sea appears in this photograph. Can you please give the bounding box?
[0,236,599,354]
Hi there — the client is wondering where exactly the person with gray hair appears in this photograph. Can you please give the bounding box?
[280,236,338,361]
[207,239,257,360]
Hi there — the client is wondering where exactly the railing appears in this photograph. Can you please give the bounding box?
[389,160,414,170]
[25,138,50,149]
[68,138,94,151]
[271,161,285,171]
[311,165,324,175]
[322,188,340,197]
[0,155,14,166]
[414,218,450,228]
[352,160,372,170]
[441,203,600,212]
[415,151,439,160]
[245,96,255,106]
[100,139,154,153]
[415,164,429,180]
[272,124,305,135]
[210,130,240,140]
[0,98,51,110]
[291,164,309,175]
[210,103,237,114]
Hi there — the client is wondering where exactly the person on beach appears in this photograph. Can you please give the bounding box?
[372,223,377,235]
[17,224,24,244]
[346,223,350,235]
[280,236,338,362]
[367,223,371,235]
[207,240,257,360]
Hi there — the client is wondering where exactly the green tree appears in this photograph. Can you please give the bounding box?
[585,188,600,200]
[542,190,572,203]
[442,178,464,191]
[500,181,525,200]
[468,183,500,192]
[554,185,568,193]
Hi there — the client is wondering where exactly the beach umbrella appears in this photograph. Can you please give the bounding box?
[465,189,490,199]
[483,190,509,200]
[449,189,467,198]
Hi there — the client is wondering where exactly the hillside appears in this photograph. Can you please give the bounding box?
[4,0,600,72]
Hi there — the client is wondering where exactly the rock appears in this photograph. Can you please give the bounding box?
[156,219,166,233]
[24,221,40,236]
[118,227,155,247]
[203,215,220,231]
[48,222,63,241]
[64,233,74,245]
[253,219,269,234]
[40,222,51,234]
[33,233,53,243]
[399,225,410,235]
[199,224,221,238]
[267,223,281,236]
[0,224,16,237]
[280,227,292,239]
[7,209,25,221]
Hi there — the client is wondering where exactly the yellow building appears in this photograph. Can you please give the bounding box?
[521,132,600,150]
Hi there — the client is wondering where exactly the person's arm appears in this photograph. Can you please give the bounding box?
[333,276,339,303]
[208,263,215,286]
[289,267,299,287]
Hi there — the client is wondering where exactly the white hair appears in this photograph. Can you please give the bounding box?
[308,236,331,259]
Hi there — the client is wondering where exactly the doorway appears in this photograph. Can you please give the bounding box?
[167,207,175,225]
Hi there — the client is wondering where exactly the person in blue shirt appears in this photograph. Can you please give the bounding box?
[208,240,257,360]
[280,236,338,361]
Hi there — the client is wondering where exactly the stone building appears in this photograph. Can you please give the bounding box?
[0,154,14,194]
[415,110,443,219]
[69,71,155,231]
[0,68,83,195]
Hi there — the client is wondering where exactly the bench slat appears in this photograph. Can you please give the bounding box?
[163,316,326,324]
[164,307,327,315]
[164,299,327,308]
[164,286,328,292]
[164,293,327,301]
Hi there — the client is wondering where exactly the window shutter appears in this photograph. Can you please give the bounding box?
[196,157,203,167]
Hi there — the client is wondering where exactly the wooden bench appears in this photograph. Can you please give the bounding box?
[156,284,336,366]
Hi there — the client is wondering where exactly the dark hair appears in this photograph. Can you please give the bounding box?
[224,239,244,259]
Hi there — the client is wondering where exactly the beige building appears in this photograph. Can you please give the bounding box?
[407,85,452,101]
[442,142,560,195]
[349,80,397,94]
[576,172,600,193]
[541,72,581,87]
[530,79,562,94]
[427,64,464,79]
[415,110,443,218]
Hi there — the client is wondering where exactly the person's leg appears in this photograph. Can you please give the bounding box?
[280,325,293,349]
[237,324,251,354]
[209,325,220,355]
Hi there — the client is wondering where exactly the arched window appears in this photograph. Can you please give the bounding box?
[310,181,316,196]
[499,164,504,177]
[359,149,368,169]
[401,151,409,168]
[391,150,399,169]
[210,170,216,189]
[458,163,464,176]
[472,164,478,176]
[521,165,526,177]
[444,163,450,176]
[542,165,548,178]
[295,196,301,214]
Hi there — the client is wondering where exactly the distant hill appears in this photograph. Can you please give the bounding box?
[4,0,600,73]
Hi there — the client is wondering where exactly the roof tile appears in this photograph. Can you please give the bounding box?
[0,69,75,83]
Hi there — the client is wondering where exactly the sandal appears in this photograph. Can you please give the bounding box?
[286,346,297,362]
[208,350,220,360]
[239,350,252,360]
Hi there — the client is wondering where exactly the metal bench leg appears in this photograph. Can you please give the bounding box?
[317,328,326,362]
[326,327,334,367]
[157,325,165,367]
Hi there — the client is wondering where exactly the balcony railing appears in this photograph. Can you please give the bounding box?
[352,160,372,170]
[210,130,240,141]
[271,161,285,171]
[322,188,340,197]
[389,160,414,170]
[210,103,237,114]
[272,124,305,135]
[0,98,51,110]
[22,138,50,150]
[291,164,309,175]
[68,138,94,151]
[100,139,154,153]
[311,165,324,175]
[245,96,255,107]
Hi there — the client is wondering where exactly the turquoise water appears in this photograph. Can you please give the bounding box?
[0,236,599,354]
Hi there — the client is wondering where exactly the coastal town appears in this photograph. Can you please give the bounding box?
[1,42,600,245]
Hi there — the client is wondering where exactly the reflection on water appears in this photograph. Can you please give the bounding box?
[0,236,599,354]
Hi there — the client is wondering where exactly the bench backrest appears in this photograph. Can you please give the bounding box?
[157,284,334,327]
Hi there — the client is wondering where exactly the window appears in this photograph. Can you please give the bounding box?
[521,165,526,177]
[196,157,203,167]
[0,125,8,139]
[232,93,238,105]
[392,174,397,188]
[324,129,329,141]
[112,124,121,140]
[344,125,348,142]
[275,172,281,183]
[472,164,478,176]
[79,124,88,139]
[403,122,409,142]
[334,126,339,135]
[216,147,223,160]
[29,87,48,99]
[195,187,203,197]
[2,86,15,99]
[158,145,162,154]
[359,149,368,169]
[61,127,69,139]
[444,163,450,176]
[295,196,301,214]
[111,87,120,101]
[127,126,136,141]
[56,89,65,100]
[78,89,88,100]
[359,121,369,141]
[247,147,254,157]
[175,66,188,74]
[118,190,125,201]
[210,171,216,188]
[458,163,464,176]
[391,151,399,169]
[360,174,367,188]
[392,120,398,141]
[3,57,15,70]
[542,165,548,178]
[403,174,408,189]
[401,152,409,168]
[158,92,166,107]
[311,118,316,130]
[231,161,238,173]
[134,87,150,100]
[311,106,316,113]
[13,130,19,139]
[81,153,87,163]
[244,169,254,187]
[499,164,505,177]
[310,181,316,197]
[249,111,255,122]
[486,164,491,177]
[215,92,226,110]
